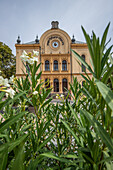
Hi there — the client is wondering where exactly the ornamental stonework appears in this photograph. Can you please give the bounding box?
[15,21,92,94]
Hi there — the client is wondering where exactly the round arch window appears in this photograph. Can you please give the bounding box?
[54,60,58,71]
[45,60,50,71]
[62,60,67,71]
[62,78,68,92]
[54,79,59,92]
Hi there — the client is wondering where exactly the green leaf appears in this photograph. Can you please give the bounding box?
[2,91,27,109]
[41,120,51,137]
[11,144,25,170]
[101,66,113,84]
[8,134,28,153]
[15,78,23,90]
[101,46,113,72]
[96,120,113,154]
[21,124,32,132]
[0,134,27,169]
[101,22,110,53]
[40,97,52,110]
[0,134,9,142]
[80,73,90,83]
[95,79,113,111]
[62,120,80,145]
[0,144,8,170]
[37,133,54,152]
[68,103,82,126]
[95,38,101,79]
[36,71,42,82]
[0,92,5,100]
[81,26,94,64]
[22,61,31,81]
[80,151,94,165]
[81,109,113,154]
[34,63,41,77]
[0,111,27,132]
[41,152,74,164]
[109,53,113,65]
[72,49,94,76]
[27,155,44,170]
[60,154,78,159]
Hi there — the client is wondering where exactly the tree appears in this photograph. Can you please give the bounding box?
[0,42,16,78]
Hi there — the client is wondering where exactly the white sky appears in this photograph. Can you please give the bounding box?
[0,0,113,55]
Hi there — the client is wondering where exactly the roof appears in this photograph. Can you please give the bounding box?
[24,41,36,44]
[74,40,85,44]
[23,40,85,45]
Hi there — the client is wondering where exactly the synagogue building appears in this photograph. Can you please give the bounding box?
[15,21,91,95]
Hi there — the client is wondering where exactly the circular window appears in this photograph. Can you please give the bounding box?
[52,41,59,48]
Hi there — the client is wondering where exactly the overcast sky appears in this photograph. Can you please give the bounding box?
[0,0,113,55]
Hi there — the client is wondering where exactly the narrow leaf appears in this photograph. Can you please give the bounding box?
[101,46,113,72]
[81,26,94,64]
[81,109,113,154]
[101,22,110,52]
[72,49,94,76]
[95,79,113,111]
[62,120,80,145]
[37,133,54,152]
[0,111,27,132]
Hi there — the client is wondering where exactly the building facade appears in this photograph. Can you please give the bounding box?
[15,21,92,95]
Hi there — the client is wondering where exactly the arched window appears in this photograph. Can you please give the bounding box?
[82,81,85,86]
[54,79,59,92]
[54,60,58,71]
[45,78,50,89]
[62,60,67,71]
[26,62,30,72]
[45,60,50,71]
[81,55,86,72]
[62,78,68,92]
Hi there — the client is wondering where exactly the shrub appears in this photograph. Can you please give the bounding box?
[0,24,113,169]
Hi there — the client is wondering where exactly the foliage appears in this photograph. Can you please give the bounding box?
[0,24,113,169]
[0,42,16,78]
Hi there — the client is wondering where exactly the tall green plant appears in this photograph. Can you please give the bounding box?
[72,23,113,84]
[58,24,113,169]
[0,51,54,169]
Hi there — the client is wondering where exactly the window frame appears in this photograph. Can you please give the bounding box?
[81,55,86,72]
[45,78,50,89]
[54,78,59,92]
[62,60,67,71]
[53,60,58,71]
[45,60,50,71]
[62,78,68,92]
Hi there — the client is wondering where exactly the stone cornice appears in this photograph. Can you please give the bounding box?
[71,43,88,48]
[15,44,40,49]
[41,53,70,57]
[16,72,92,76]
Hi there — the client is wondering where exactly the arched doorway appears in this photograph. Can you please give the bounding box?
[45,78,50,89]
[81,55,86,72]
[54,79,59,92]
[62,78,68,92]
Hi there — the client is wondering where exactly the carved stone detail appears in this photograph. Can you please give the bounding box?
[47,36,64,46]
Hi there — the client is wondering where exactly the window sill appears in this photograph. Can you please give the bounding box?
[52,70,59,72]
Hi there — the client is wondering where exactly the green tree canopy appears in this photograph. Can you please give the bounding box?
[0,42,16,78]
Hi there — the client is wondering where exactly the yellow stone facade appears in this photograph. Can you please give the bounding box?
[15,21,92,95]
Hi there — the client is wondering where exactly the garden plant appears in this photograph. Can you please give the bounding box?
[0,23,113,170]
